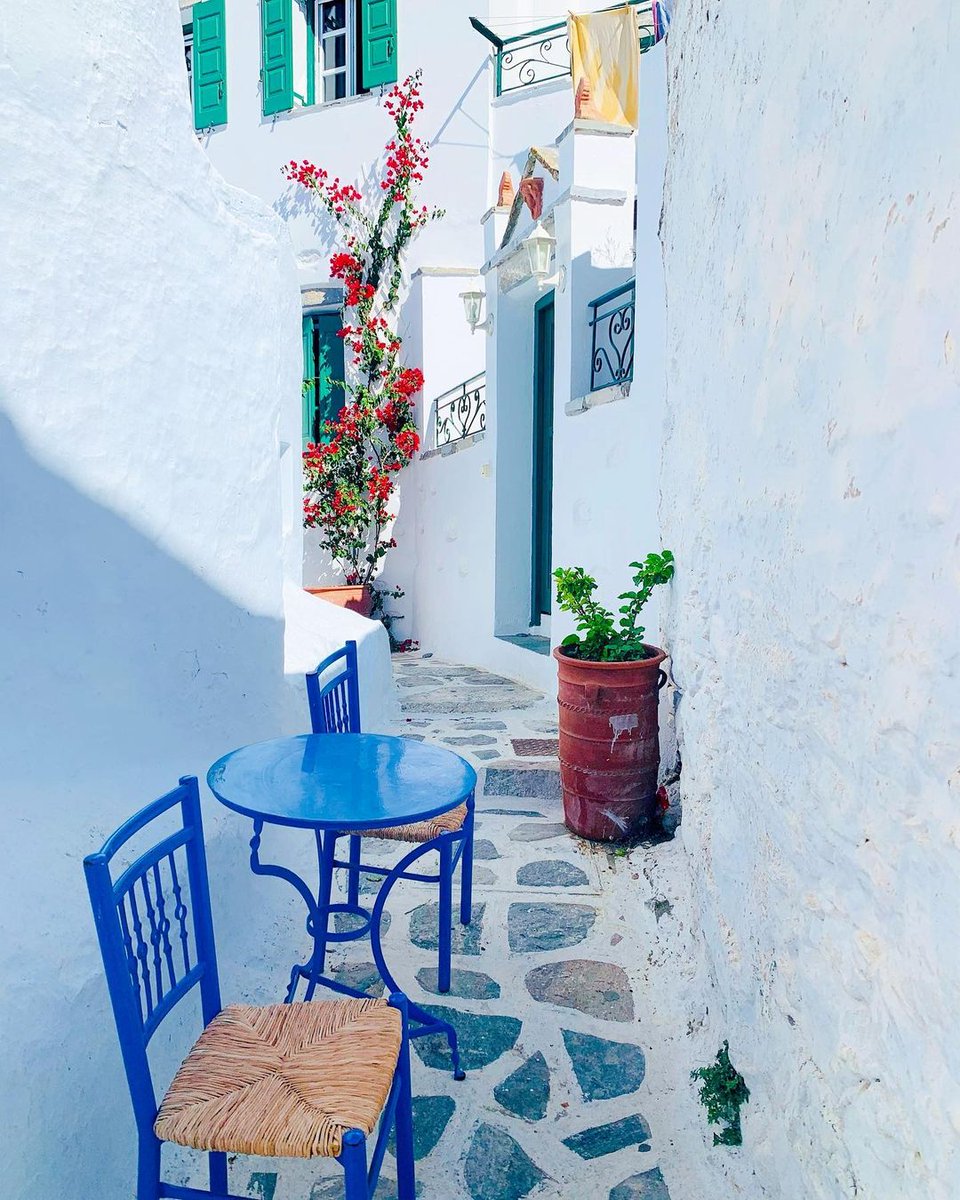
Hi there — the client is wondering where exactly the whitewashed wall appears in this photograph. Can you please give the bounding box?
[661,2,960,1197]
[0,2,387,1197]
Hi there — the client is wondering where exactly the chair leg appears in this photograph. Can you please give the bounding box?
[459,799,475,927]
[137,1133,161,1200]
[392,999,416,1200]
[340,1128,368,1200]
[209,1150,228,1195]
[306,829,337,1000]
[437,836,453,994]
[347,833,362,908]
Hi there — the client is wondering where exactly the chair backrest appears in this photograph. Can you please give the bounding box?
[306,639,361,734]
[84,776,221,1133]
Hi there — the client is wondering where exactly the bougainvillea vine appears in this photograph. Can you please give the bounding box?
[284,70,442,586]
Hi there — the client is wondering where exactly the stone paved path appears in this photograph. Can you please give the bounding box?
[176,655,674,1200]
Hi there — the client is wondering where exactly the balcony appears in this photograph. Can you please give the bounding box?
[434,372,486,450]
[589,280,636,393]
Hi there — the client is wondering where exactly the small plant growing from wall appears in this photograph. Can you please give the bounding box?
[692,1041,751,1146]
[285,70,442,590]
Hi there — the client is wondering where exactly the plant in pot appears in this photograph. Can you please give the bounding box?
[553,551,675,841]
[287,70,442,619]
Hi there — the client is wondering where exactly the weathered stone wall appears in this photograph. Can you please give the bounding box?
[660,2,960,1196]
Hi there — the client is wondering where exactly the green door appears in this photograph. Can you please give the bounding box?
[531,291,555,622]
[302,311,344,448]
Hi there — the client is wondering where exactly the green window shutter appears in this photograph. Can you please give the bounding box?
[261,0,294,115]
[302,313,346,448]
[360,0,397,90]
[192,0,227,129]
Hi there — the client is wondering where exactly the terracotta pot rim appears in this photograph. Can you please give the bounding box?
[305,584,370,594]
[553,644,667,670]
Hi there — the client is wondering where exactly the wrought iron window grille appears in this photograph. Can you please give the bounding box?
[589,280,635,392]
[434,373,486,448]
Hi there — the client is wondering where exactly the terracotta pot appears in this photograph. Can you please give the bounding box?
[554,644,668,841]
[305,584,374,618]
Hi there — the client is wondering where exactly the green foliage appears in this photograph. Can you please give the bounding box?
[553,551,675,662]
[692,1041,750,1147]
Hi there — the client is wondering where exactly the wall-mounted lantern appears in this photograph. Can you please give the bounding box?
[521,222,565,291]
[460,288,494,335]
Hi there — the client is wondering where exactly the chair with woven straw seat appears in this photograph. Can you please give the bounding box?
[306,641,475,994]
[84,776,415,1200]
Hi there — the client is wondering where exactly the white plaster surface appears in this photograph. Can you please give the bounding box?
[0,3,389,1196]
[659,3,960,1197]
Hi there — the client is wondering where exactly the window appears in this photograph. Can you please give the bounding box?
[262,0,396,116]
[183,23,194,96]
[315,1,355,103]
[302,310,346,448]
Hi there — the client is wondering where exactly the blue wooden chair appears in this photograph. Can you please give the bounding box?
[306,642,475,994]
[84,776,415,1200]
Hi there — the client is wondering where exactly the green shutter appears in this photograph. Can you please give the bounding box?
[360,0,397,90]
[302,313,345,448]
[261,0,294,115]
[302,316,316,449]
[192,0,227,129]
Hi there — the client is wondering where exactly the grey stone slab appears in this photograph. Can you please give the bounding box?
[474,750,502,760]
[388,1094,456,1162]
[473,838,500,860]
[517,860,589,888]
[493,1051,550,1121]
[562,1030,646,1100]
[416,965,501,999]
[609,1168,670,1200]
[452,719,508,730]
[247,1173,277,1200]
[508,822,569,842]
[525,959,634,1021]
[329,961,384,996]
[524,721,560,734]
[508,903,596,952]
[443,734,499,747]
[481,807,544,818]
[484,765,562,800]
[310,1176,420,1199]
[463,1124,546,1200]
[472,865,498,885]
[409,901,484,956]
[413,1006,521,1072]
[562,1114,652,1160]
[402,732,426,742]
[334,909,390,937]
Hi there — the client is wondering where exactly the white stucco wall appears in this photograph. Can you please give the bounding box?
[661,2,960,1197]
[0,2,387,1196]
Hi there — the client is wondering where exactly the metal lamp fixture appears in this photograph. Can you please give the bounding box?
[521,222,565,291]
[460,288,494,335]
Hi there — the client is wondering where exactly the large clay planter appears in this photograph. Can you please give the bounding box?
[554,644,668,841]
[305,585,373,617]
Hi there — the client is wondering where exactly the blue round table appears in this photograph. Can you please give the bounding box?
[208,733,477,1075]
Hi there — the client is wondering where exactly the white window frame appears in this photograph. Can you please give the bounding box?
[314,0,357,104]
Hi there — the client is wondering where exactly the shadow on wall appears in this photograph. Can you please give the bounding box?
[0,411,303,1200]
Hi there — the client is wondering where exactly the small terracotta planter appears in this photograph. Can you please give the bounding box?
[305,585,374,618]
[554,644,668,841]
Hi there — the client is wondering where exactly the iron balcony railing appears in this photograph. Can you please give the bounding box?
[435,373,486,448]
[589,280,636,392]
[481,0,666,97]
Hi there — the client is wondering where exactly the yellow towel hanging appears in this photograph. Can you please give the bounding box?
[569,5,640,128]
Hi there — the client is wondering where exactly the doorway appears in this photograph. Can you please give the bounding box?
[531,290,555,624]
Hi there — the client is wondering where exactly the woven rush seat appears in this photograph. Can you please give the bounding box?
[155,999,400,1159]
[358,801,468,843]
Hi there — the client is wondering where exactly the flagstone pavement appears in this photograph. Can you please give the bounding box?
[176,653,676,1200]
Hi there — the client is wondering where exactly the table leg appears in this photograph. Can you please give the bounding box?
[369,835,467,1080]
[303,829,337,1000]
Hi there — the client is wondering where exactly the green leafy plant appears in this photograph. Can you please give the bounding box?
[553,551,675,662]
[692,1041,750,1146]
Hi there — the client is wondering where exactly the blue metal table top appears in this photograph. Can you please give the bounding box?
[207,733,477,830]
